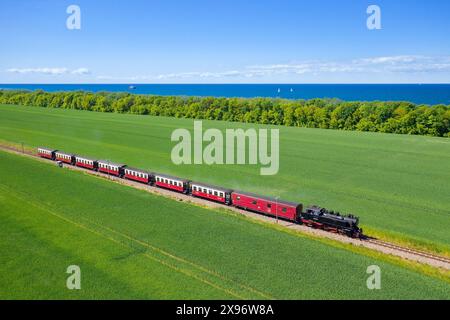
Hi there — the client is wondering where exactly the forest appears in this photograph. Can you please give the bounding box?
[1,89,449,137]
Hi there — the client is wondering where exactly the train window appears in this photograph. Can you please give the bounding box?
[203,188,207,193]
[282,208,287,213]
[209,190,212,195]
[219,192,223,197]
[214,191,218,196]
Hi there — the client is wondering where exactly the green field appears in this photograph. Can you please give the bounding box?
[0,150,449,299]
[0,104,449,254]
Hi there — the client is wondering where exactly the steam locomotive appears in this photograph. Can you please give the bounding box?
[38,147,363,238]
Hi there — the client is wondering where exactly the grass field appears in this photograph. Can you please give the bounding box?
[1,150,449,299]
[0,104,449,254]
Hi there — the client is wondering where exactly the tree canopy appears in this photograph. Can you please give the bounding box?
[1,89,449,137]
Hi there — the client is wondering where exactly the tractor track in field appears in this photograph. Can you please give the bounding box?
[1,144,449,271]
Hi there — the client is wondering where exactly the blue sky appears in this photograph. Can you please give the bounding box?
[1,0,450,83]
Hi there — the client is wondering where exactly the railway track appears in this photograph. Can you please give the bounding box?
[1,144,449,270]
[366,238,450,265]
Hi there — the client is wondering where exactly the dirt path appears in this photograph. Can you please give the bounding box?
[2,145,449,270]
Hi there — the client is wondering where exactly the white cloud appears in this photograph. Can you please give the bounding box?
[7,67,69,75]
[6,67,90,75]
[98,55,450,81]
[71,67,90,75]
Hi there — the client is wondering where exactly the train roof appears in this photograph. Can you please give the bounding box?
[75,154,98,161]
[190,181,233,193]
[124,166,152,174]
[38,147,57,152]
[232,190,302,207]
[153,172,190,182]
[97,160,127,167]
[55,150,75,156]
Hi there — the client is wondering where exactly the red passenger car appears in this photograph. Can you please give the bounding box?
[231,191,302,222]
[75,156,98,170]
[97,160,126,177]
[190,182,232,205]
[38,147,57,160]
[55,151,75,164]
[124,167,151,184]
[154,173,189,193]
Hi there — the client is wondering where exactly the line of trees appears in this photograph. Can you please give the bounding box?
[1,89,449,137]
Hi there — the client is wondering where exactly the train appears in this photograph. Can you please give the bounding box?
[38,147,363,238]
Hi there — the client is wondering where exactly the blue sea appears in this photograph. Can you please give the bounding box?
[1,84,450,105]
